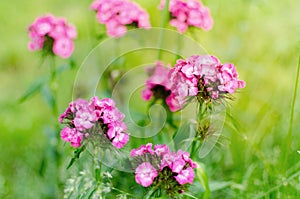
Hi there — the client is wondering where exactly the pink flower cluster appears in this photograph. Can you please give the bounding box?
[28,14,77,58]
[59,96,129,148]
[131,143,197,188]
[159,0,213,33]
[142,62,172,101]
[168,55,246,111]
[90,0,151,37]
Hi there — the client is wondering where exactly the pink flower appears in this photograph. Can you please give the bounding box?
[73,108,97,131]
[154,144,170,156]
[174,167,195,185]
[52,38,74,59]
[130,143,154,157]
[135,162,158,187]
[142,62,173,105]
[59,96,129,149]
[112,132,129,149]
[168,55,246,110]
[91,0,151,37]
[132,143,197,193]
[28,14,76,58]
[159,0,213,33]
[107,122,127,139]
[217,63,246,94]
[60,127,83,148]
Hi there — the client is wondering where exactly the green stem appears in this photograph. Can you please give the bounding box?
[50,56,59,116]
[174,32,183,61]
[283,56,300,174]
[157,0,170,60]
[95,161,102,184]
[190,138,198,159]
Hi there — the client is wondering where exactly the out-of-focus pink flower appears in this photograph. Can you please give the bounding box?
[59,97,129,148]
[52,38,74,59]
[159,0,213,33]
[28,14,77,58]
[168,55,246,111]
[135,162,158,187]
[91,0,151,37]
[142,62,177,110]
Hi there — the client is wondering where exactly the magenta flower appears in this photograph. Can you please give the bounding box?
[135,162,158,187]
[174,167,195,185]
[168,55,246,111]
[28,14,77,58]
[130,143,154,157]
[142,62,172,100]
[59,96,129,148]
[60,127,83,148]
[154,144,170,156]
[131,143,197,195]
[91,0,151,37]
[159,0,213,33]
[52,38,74,59]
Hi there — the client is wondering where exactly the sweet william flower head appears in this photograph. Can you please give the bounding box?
[91,0,151,37]
[60,127,83,148]
[131,143,197,196]
[135,162,158,187]
[159,0,213,33]
[142,62,173,106]
[174,167,195,185]
[59,96,129,148]
[168,55,246,111]
[130,143,154,157]
[28,14,77,58]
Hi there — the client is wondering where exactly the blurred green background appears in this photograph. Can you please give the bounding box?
[0,0,299,198]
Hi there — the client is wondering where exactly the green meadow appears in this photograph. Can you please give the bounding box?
[0,0,299,198]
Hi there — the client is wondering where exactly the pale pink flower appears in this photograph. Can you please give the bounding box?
[91,0,151,37]
[135,162,158,187]
[159,0,213,33]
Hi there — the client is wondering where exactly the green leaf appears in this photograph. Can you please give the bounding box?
[172,122,196,151]
[40,85,56,112]
[67,145,86,169]
[56,59,76,74]
[18,77,46,103]
[209,181,232,192]
[182,192,199,199]
[196,162,210,199]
